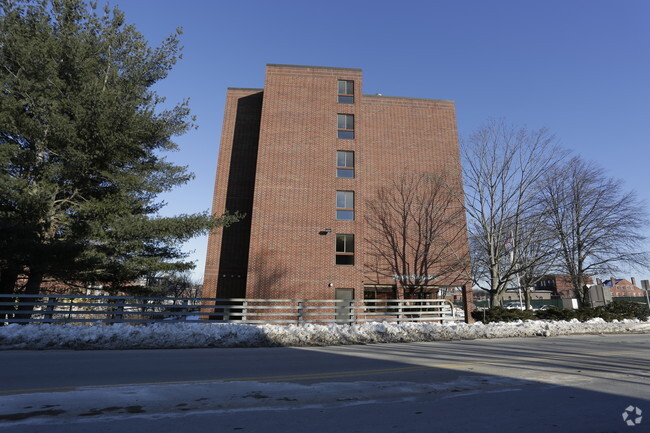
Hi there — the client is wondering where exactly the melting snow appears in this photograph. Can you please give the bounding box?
[1,318,649,350]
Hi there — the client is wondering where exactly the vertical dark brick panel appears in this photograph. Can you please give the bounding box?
[203,89,262,299]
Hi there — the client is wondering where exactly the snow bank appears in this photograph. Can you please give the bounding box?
[1,318,649,350]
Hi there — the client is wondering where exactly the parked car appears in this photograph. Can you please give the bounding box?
[503,302,527,310]
[534,305,552,311]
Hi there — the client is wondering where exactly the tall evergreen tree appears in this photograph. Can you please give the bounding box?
[0,0,238,294]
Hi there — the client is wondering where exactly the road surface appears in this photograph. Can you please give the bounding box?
[1,333,649,432]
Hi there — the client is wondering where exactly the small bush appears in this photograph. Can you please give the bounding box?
[471,307,535,323]
[602,301,649,321]
[534,307,577,321]
[575,307,607,322]
[473,301,649,324]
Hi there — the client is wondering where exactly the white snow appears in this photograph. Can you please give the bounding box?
[1,317,649,350]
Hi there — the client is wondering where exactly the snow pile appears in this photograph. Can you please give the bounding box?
[1,318,649,350]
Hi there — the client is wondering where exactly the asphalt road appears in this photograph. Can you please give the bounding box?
[1,333,649,432]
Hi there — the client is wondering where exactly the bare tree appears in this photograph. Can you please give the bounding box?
[515,215,562,309]
[542,156,649,304]
[463,119,564,306]
[365,172,469,299]
[145,272,201,299]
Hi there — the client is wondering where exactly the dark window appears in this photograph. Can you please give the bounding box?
[336,191,354,220]
[336,234,354,265]
[337,114,354,139]
[336,151,354,178]
[363,285,397,300]
[338,80,354,104]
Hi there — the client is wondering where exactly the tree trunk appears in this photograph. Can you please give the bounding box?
[0,264,19,295]
[524,287,532,310]
[15,269,45,323]
[489,290,498,307]
[25,270,44,295]
[0,265,19,326]
[580,284,590,307]
[572,275,588,306]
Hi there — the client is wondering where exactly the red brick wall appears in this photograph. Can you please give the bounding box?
[204,65,470,305]
[536,275,594,298]
[245,65,364,299]
[608,278,646,298]
[360,95,469,289]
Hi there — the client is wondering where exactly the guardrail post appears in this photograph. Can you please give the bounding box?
[297,300,304,324]
[223,304,230,322]
[181,299,189,321]
[113,299,125,324]
[242,301,248,322]
[44,297,56,323]
[14,295,34,323]
[348,300,354,325]
[397,301,403,324]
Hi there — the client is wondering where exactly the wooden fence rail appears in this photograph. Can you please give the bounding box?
[0,294,461,325]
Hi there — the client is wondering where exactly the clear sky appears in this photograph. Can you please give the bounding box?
[115,0,650,285]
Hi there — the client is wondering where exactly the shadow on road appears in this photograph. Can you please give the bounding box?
[0,334,648,432]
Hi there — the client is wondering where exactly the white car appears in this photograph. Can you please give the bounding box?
[503,302,528,310]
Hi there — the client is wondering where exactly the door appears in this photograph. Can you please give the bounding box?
[335,288,354,324]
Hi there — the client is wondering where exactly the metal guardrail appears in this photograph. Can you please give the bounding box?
[0,294,460,325]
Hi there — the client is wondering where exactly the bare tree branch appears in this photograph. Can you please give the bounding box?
[542,156,649,304]
[463,119,565,306]
[365,172,469,299]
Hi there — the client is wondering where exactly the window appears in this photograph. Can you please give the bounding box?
[336,151,354,178]
[338,80,354,103]
[336,234,354,265]
[337,114,354,139]
[336,191,354,220]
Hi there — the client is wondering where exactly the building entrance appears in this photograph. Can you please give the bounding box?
[335,288,354,324]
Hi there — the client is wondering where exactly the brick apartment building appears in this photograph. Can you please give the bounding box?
[203,64,471,309]
[601,277,647,298]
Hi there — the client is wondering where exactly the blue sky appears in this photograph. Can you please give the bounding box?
[115,0,650,284]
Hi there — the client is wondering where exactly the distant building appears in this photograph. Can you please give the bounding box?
[600,277,646,298]
[203,64,471,307]
[534,275,594,298]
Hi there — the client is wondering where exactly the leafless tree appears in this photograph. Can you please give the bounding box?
[541,156,649,304]
[463,119,565,306]
[365,172,469,299]
[145,272,201,299]
[515,215,562,308]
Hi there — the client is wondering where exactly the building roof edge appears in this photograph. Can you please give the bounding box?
[363,94,455,103]
[266,64,362,72]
